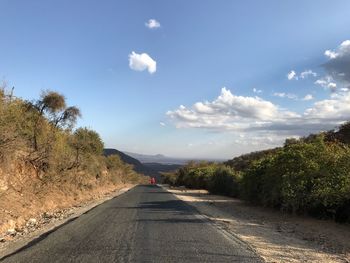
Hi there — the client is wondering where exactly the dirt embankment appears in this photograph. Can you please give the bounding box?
[0,161,134,243]
[166,186,350,263]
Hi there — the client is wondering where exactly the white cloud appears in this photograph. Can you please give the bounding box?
[314,76,337,91]
[145,19,161,29]
[167,87,300,132]
[273,92,314,101]
[325,50,338,59]
[322,40,350,90]
[160,122,166,127]
[253,88,262,94]
[167,87,350,136]
[300,70,317,79]
[304,92,350,120]
[302,94,314,101]
[324,40,350,59]
[287,70,298,80]
[273,92,298,100]
[287,70,317,81]
[128,51,157,74]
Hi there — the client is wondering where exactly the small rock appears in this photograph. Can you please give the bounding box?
[7,228,16,237]
[15,227,24,233]
[26,218,37,227]
[42,212,53,219]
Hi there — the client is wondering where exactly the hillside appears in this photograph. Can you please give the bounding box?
[0,89,147,237]
[162,122,350,223]
[103,148,161,180]
[124,152,189,165]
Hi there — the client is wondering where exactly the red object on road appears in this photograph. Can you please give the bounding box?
[150,177,156,184]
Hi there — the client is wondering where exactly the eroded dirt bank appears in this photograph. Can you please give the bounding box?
[0,160,142,243]
[166,186,350,263]
[0,184,134,258]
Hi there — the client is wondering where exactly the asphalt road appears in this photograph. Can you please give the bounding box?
[1,185,262,263]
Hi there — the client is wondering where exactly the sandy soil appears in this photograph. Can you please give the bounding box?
[0,185,134,258]
[165,186,350,263]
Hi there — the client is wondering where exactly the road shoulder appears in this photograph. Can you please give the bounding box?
[163,185,350,263]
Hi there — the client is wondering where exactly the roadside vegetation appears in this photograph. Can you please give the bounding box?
[162,122,350,223]
[0,87,145,184]
[0,87,147,233]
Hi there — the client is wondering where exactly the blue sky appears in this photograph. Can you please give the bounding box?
[1,0,350,159]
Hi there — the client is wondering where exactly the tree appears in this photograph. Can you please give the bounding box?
[36,91,66,115]
[30,90,81,151]
[69,128,104,169]
[337,121,350,144]
[52,106,81,129]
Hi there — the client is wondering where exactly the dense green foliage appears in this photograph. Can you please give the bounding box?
[0,88,146,184]
[162,162,241,197]
[163,124,350,223]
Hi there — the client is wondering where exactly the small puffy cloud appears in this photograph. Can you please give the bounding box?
[128,51,157,74]
[253,88,262,94]
[287,70,298,80]
[287,70,317,81]
[300,70,317,79]
[145,19,160,29]
[302,94,313,101]
[273,92,298,100]
[325,50,338,59]
[328,82,337,90]
[315,76,337,91]
[160,122,166,127]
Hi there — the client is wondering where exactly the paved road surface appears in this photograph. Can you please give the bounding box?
[1,185,262,263]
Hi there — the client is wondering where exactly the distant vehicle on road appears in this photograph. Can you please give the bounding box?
[150,177,156,184]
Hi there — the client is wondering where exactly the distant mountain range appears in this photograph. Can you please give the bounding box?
[124,152,225,165]
[123,152,188,165]
[103,149,182,181]
[104,148,226,182]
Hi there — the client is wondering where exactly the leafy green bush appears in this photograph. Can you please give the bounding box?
[240,135,350,221]
[166,131,350,223]
[208,166,240,197]
[163,162,240,197]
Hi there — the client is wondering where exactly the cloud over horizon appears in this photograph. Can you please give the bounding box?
[167,87,350,137]
[165,40,350,151]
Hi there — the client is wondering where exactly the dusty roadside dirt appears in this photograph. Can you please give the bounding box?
[0,185,134,258]
[165,186,350,263]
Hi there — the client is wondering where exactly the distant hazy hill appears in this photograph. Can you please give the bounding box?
[103,148,160,179]
[124,152,190,165]
[124,152,226,165]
